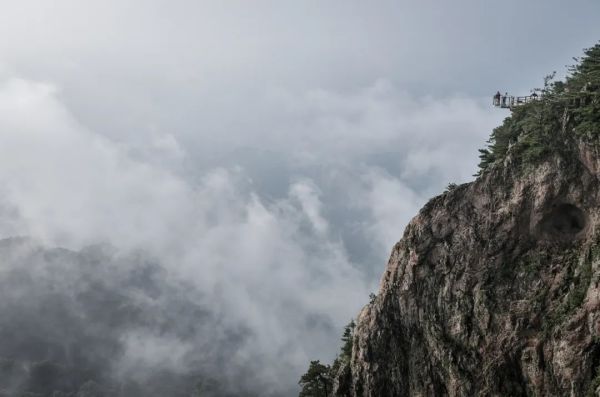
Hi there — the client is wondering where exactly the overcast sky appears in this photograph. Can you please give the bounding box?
[1,1,599,395]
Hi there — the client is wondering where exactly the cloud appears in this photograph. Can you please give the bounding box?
[0,75,506,394]
[0,77,379,394]
[0,2,598,393]
[0,73,506,394]
[362,169,425,253]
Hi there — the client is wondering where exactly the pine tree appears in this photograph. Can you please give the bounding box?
[298,360,333,397]
[340,320,355,361]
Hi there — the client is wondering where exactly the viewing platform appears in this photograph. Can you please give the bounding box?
[493,93,539,109]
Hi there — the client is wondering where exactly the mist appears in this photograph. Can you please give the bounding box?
[1,1,599,395]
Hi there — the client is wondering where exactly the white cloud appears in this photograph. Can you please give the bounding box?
[0,77,502,376]
[0,2,597,393]
[0,77,374,392]
[289,180,329,235]
[0,75,503,394]
[362,169,425,253]
[0,1,598,393]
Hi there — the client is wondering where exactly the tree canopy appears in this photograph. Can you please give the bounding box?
[298,360,333,397]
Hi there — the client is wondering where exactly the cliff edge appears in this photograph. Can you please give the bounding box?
[333,43,600,397]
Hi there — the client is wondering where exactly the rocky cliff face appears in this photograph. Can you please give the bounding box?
[334,131,600,396]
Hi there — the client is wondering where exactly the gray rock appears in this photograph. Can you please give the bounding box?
[334,139,600,396]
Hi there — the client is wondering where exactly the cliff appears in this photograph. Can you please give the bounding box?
[333,44,600,396]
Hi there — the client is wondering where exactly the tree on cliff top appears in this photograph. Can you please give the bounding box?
[477,41,600,174]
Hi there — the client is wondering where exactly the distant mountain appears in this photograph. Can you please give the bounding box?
[0,237,256,397]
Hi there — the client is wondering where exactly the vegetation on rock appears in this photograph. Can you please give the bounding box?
[299,361,333,397]
[478,42,600,173]
[299,320,355,397]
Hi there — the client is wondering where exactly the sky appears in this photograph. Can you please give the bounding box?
[0,1,599,395]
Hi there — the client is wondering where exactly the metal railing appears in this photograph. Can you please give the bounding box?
[493,94,540,109]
